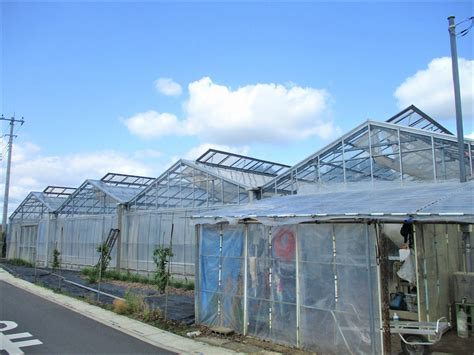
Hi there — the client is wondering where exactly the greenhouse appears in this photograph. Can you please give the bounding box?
[6,106,474,282]
[6,150,288,274]
[193,181,474,354]
[6,173,155,268]
[7,186,75,262]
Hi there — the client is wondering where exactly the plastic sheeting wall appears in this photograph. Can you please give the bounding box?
[197,222,381,354]
[7,223,39,262]
[122,210,196,276]
[53,215,117,269]
[8,210,200,275]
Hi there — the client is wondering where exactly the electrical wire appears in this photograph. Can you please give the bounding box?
[456,16,474,37]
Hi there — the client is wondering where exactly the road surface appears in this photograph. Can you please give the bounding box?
[0,281,176,354]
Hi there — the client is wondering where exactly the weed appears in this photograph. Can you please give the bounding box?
[8,258,34,267]
[168,278,194,290]
[184,280,194,290]
[130,273,141,283]
[113,299,129,314]
[142,303,162,322]
[142,277,152,285]
[105,270,121,280]
[87,272,98,284]
[171,278,184,289]
[124,291,146,314]
[81,267,95,276]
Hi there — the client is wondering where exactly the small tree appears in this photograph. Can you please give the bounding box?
[95,242,111,274]
[52,248,61,273]
[152,246,173,293]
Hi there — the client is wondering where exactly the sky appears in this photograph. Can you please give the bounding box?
[0,0,473,221]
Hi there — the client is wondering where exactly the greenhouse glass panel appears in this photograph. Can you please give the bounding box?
[129,157,269,211]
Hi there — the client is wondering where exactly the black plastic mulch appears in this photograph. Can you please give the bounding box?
[0,263,195,324]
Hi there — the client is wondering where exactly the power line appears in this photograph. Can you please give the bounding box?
[454,16,474,37]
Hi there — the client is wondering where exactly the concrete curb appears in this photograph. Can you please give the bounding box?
[0,268,237,354]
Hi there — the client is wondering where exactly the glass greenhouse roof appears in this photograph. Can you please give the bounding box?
[196,149,290,176]
[386,105,452,135]
[10,186,75,221]
[55,173,155,216]
[128,149,288,211]
[128,159,253,210]
[262,106,473,197]
[100,172,155,187]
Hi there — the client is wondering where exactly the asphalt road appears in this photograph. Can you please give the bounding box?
[0,281,176,354]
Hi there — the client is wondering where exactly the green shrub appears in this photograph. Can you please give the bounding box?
[51,249,61,273]
[95,242,111,274]
[152,246,173,293]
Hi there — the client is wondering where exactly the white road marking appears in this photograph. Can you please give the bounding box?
[0,321,43,354]
[5,332,34,340]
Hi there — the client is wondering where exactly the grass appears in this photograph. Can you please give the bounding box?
[170,278,194,290]
[114,290,161,321]
[81,266,96,276]
[79,267,194,290]
[8,258,34,267]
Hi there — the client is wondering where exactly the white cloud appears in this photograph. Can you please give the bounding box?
[125,77,336,145]
[394,57,474,120]
[124,111,183,139]
[133,149,162,159]
[154,78,182,96]
[0,142,164,220]
[467,132,474,140]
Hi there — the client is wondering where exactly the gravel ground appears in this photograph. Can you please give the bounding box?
[0,263,195,324]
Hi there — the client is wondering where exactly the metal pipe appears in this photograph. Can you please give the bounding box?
[365,224,376,355]
[58,276,124,301]
[295,226,301,348]
[447,16,467,183]
[243,224,248,336]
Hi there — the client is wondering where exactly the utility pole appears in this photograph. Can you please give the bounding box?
[0,115,25,256]
[448,16,467,182]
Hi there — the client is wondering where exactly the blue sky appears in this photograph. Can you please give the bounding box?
[1,0,473,217]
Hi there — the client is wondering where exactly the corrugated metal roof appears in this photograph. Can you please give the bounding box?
[192,181,474,224]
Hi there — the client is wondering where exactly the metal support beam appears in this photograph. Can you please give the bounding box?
[448,16,467,182]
